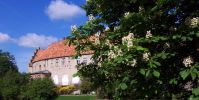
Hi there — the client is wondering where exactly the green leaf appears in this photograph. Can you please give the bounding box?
[180,70,190,80]
[169,79,177,85]
[130,80,137,85]
[157,80,163,84]
[123,76,129,82]
[192,88,199,96]
[191,72,197,80]
[153,61,161,66]
[181,36,186,41]
[120,83,128,90]
[146,70,150,77]
[196,32,199,37]
[153,70,160,78]
[130,0,137,3]
[140,69,145,75]
[187,37,193,41]
[133,46,147,51]
[73,73,80,77]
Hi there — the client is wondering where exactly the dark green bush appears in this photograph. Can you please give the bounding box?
[21,78,57,100]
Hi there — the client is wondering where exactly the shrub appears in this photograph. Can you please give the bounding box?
[56,85,77,95]
[21,78,57,100]
[0,71,28,100]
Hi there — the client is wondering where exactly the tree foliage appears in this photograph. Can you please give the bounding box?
[0,50,57,100]
[80,77,94,94]
[0,71,29,100]
[0,50,18,77]
[68,0,199,99]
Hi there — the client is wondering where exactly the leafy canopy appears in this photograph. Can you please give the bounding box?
[68,0,199,99]
[0,50,18,77]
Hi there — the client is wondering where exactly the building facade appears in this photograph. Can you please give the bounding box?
[29,40,93,86]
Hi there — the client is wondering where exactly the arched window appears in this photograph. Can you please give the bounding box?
[53,75,59,85]
[72,76,80,84]
[62,75,69,85]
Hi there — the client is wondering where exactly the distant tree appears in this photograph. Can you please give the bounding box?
[0,71,29,100]
[0,50,18,77]
[21,78,57,100]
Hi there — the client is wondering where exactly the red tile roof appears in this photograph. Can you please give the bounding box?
[30,40,93,63]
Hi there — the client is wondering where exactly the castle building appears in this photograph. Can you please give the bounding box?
[28,40,93,86]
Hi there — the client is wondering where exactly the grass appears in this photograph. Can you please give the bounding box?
[56,95,96,100]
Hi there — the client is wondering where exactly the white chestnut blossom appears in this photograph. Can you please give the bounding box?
[88,14,95,21]
[165,42,170,48]
[184,81,193,91]
[105,39,110,45]
[107,46,123,59]
[108,50,116,59]
[95,37,100,45]
[143,52,150,61]
[183,56,193,67]
[114,46,122,56]
[185,17,199,28]
[105,39,113,48]
[124,12,130,17]
[122,33,134,47]
[131,59,137,67]
[105,27,110,31]
[190,17,199,27]
[94,32,100,44]
[139,6,144,12]
[114,26,120,31]
[146,30,152,38]
[95,32,100,37]
[71,25,77,32]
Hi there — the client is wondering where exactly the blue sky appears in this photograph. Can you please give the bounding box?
[0,0,88,72]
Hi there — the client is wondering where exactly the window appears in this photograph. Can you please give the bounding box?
[67,65,71,69]
[46,60,48,66]
[77,57,80,64]
[83,57,87,64]
[67,57,72,68]
[39,65,41,71]
[51,60,53,65]
[56,59,58,67]
[62,58,65,66]
[68,58,70,64]
[44,64,46,70]
[53,75,59,85]
[62,75,69,85]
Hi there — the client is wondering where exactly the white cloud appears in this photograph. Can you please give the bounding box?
[0,32,11,42]
[45,0,85,20]
[18,33,58,48]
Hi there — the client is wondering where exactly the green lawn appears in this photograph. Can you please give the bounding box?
[56,95,96,100]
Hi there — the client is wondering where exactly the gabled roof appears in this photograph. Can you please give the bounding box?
[30,40,93,63]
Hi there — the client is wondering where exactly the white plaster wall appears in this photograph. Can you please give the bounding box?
[30,54,93,85]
